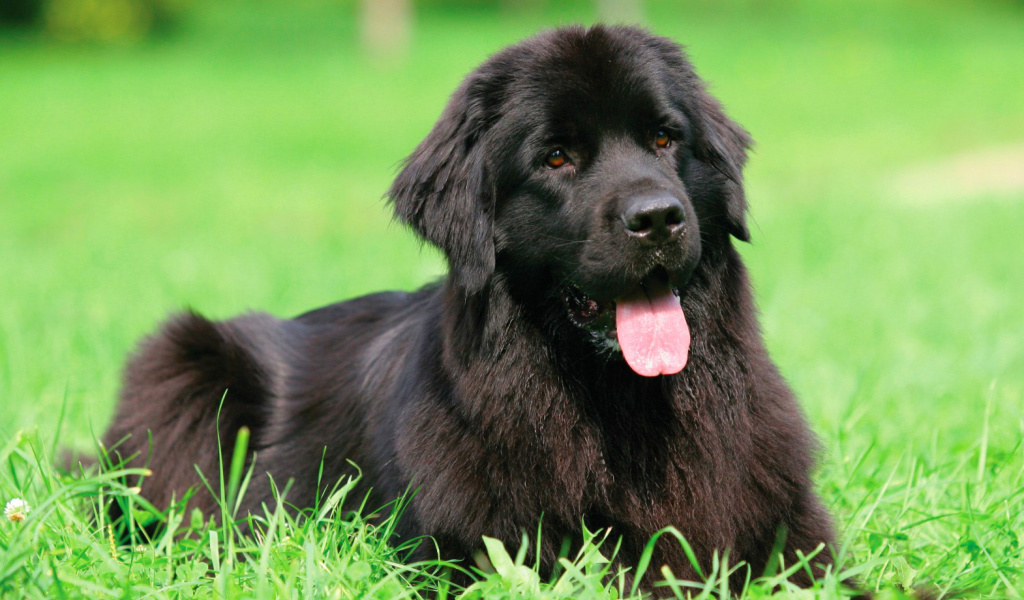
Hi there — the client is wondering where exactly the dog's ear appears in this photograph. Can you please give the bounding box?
[646,34,753,242]
[388,77,495,293]
[689,90,753,243]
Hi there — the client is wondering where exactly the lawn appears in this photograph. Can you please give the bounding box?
[1,0,1023,597]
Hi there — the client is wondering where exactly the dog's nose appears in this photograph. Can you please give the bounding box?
[622,194,685,244]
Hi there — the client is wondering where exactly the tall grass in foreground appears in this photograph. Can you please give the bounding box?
[1,426,449,599]
[2,416,1021,599]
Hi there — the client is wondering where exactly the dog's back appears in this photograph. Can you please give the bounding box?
[103,289,435,516]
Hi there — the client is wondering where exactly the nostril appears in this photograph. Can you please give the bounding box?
[664,205,684,228]
[626,212,654,233]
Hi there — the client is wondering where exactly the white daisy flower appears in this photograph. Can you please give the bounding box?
[4,498,30,522]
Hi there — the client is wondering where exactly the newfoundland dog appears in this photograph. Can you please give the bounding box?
[102,25,837,591]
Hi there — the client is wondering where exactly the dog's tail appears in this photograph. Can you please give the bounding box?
[100,310,286,513]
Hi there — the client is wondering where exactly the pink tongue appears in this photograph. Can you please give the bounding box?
[615,277,690,377]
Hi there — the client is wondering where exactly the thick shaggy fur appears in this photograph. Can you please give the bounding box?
[103,26,836,591]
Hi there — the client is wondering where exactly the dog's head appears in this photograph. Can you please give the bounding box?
[389,26,751,376]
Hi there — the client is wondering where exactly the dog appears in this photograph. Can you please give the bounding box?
[102,25,837,592]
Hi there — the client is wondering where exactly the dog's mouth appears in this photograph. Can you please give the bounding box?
[562,267,690,377]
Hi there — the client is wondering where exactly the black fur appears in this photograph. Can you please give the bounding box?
[102,26,836,592]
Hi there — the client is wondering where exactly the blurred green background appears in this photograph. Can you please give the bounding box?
[1,1,1023,587]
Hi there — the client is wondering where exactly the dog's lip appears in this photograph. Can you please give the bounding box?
[563,267,683,327]
[562,285,614,327]
[568,268,682,306]
[629,267,679,297]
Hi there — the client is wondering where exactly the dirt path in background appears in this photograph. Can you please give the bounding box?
[891,143,1024,204]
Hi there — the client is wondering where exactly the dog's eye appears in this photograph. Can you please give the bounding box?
[655,130,672,149]
[546,149,569,168]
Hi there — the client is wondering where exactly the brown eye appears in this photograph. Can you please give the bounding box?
[546,149,568,168]
[655,129,671,149]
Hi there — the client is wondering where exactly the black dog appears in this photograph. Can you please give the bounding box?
[103,25,836,591]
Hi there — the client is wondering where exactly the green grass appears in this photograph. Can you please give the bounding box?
[2,0,1024,597]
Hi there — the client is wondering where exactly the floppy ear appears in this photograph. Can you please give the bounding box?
[689,90,753,243]
[645,34,753,242]
[388,78,495,293]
